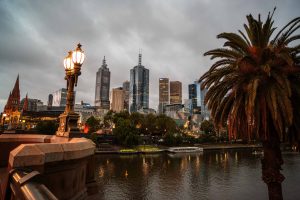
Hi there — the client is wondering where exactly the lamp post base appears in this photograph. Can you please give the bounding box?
[56,112,81,137]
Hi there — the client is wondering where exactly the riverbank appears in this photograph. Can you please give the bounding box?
[95,143,262,154]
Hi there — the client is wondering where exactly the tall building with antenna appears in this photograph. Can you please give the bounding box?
[129,51,149,112]
[95,57,111,109]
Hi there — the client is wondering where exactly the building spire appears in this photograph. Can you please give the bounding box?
[13,74,20,95]
[102,56,107,68]
[22,93,28,111]
[4,75,20,112]
[138,49,142,66]
[103,56,106,65]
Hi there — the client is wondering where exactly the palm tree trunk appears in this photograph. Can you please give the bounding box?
[261,138,285,200]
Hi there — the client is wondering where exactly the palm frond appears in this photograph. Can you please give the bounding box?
[200,10,300,143]
[204,48,242,60]
[272,17,300,44]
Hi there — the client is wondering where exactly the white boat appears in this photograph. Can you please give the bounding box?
[252,150,264,155]
[167,147,203,153]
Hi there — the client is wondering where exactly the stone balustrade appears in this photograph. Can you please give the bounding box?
[0,134,98,200]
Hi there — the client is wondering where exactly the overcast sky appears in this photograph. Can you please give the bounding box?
[0,0,299,112]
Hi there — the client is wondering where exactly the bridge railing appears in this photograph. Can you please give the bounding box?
[6,168,58,200]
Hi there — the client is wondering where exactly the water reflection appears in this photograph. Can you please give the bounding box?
[95,150,300,200]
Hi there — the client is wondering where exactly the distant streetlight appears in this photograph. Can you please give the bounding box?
[56,43,85,137]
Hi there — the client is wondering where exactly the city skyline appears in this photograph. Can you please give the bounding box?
[0,0,299,112]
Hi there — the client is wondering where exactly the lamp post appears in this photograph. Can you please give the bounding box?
[56,43,85,137]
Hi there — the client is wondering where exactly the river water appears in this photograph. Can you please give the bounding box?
[94,150,300,200]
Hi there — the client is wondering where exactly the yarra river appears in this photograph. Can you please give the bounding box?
[94,150,300,200]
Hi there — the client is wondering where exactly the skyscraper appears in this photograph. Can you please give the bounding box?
[95,57,110,109]
[111,87,124,113]
[129,53,149,112]
[47,94,53,108]
[122,81,130,111]
[170,81,182,104]
[188,82,201,114]
[199,81,210,119]
[52,88,68,106]
[158,78,169,114]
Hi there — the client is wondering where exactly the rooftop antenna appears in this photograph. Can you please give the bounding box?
[138,49,142,65]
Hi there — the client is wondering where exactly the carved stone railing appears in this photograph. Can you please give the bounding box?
[0,134,98,200]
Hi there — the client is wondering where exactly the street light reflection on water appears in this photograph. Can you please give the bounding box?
[94,150,300,200]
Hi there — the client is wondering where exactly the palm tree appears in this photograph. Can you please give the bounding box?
[199,8,300,200]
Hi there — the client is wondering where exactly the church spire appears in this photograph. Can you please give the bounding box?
[12,75,20,97]
[4,75,21,113]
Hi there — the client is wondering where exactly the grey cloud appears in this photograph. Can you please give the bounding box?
[0,0,299,111]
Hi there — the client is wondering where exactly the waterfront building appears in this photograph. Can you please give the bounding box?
[20,110,63,130]
[122,81,130,111]
[158,78,169,114]
[52,88,69,107]
[129,53,149,112]
[20,97,46,112]
[170,81,182,104]
[95,57,110,109]
[111,87,125,113]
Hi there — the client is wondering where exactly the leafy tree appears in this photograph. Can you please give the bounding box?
[87,132,99,147]
[199,9,300,200]
[124,132,139,147]
[142,113,157,135]
[85,116,101,133]
[129,112,143,128]
[113,117,139,147]
[200,120,215,134]
[113,111,130,123]
[35,120,58,134]
[163,133,183,146]
[103,110,115,128]
[155,114,177,135]
[110,112,180,146]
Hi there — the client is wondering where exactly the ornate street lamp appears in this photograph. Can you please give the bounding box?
[56,43,85,137]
